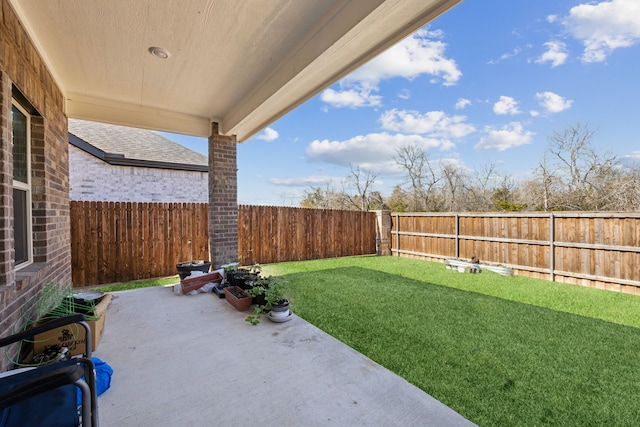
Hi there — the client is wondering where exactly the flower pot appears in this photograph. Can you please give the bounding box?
[231,272,258,290]
[176,260,211,279]
[223,286,253,311]
[268,300,292,323]
[269,300,289,318]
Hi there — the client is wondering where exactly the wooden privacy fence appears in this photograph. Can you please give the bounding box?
[71,202,210,286]
[391,212,640,294]
[71,202,377,286]
[238,205,377,265]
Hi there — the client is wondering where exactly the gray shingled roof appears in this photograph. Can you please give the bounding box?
[68,119,208,166]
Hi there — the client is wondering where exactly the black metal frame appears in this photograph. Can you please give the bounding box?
[0,314,99,427]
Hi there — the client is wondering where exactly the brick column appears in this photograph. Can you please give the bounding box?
[374,210,392,256]
[0,72,15,288]
[208,123,238,268]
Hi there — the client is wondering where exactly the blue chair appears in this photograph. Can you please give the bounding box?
[0,314,98,427]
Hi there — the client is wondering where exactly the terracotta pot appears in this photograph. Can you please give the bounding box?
[223,286,253,311]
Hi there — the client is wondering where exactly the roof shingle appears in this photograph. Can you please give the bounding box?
[69,119,208,167]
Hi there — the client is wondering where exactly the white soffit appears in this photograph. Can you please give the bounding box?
[9,0,461,140]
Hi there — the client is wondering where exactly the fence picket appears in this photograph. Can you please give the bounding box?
[391,212,640,294]
[71,203,377,286]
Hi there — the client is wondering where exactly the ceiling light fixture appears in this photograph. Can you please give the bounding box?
[148,47,171,59]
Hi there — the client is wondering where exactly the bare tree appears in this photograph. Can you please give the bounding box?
[300,183,350,209]
[346,164,378,211]
[529,153,561,211]
[600,163,640,211]
[299,165,378,211]
[466,163,501,211]
[545,123,617,210]
[441,163,467,212]
[394,143,441,211]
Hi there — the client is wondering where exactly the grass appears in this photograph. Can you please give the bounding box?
[93,276,178,293]
[262,255,640,426]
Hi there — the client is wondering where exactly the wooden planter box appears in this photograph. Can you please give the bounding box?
[223,286,253,311]
[180,271,223,293]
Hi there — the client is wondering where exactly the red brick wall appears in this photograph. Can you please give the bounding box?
[0,0,70,370]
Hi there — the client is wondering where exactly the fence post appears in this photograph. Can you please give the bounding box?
[374,210,392,256]
[455,214,460,259]
[549,213,555,282]
[394,212,400,256]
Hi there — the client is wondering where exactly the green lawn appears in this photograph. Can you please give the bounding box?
[262,255,640,426]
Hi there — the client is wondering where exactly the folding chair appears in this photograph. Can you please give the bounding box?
[0,314,98,427]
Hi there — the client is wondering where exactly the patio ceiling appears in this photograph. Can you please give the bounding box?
[9,0,461,141]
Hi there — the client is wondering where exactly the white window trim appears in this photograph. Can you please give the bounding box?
[12,100,33,269]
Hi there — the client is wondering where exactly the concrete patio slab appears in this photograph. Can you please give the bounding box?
[94,286,475,426]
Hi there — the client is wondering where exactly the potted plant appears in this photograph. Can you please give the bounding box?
[245,275,271,306]
[176,260,211,279]
[245,277,291,325]
[223,286,253,311]
[227,263,261,289]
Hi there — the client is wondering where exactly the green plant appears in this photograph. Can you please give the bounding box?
[223,263,238,273]
[245,276,287,325]
[247,263,262,274]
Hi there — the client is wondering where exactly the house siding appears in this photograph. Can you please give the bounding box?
[69,145,208,202]
[0,0,71,370]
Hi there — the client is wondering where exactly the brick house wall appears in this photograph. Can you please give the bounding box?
[0,0,71,370]
[69,145,208,202]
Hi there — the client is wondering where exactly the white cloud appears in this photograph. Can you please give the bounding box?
[620,150,640,167]
[500,47,521,61]
[487,47,522,65]
[256,127,279,141]
[475,122,534,151]
[563,0,640,62]
[351,28,461,85]
[547,15,558,23]
[320,88,382,108]
[320,28,461,108]
[493,96,521,115]
[268,175,343,187]
[536,41,568,67]
[379,109,476,138]
[535,91,573,113]
[306,132,452,168]
[397,89,411,100]
[455,98,471,109]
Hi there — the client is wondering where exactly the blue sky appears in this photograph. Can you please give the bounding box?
[163,0,640,206]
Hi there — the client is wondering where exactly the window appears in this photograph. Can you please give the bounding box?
[12,102,32,267]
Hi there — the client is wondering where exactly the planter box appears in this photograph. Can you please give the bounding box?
[176,260,211,279]
[33,293,113,356]
[223,286,253,311]
[180,271,223,293]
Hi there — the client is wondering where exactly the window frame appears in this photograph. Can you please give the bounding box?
[12,100,33,269]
